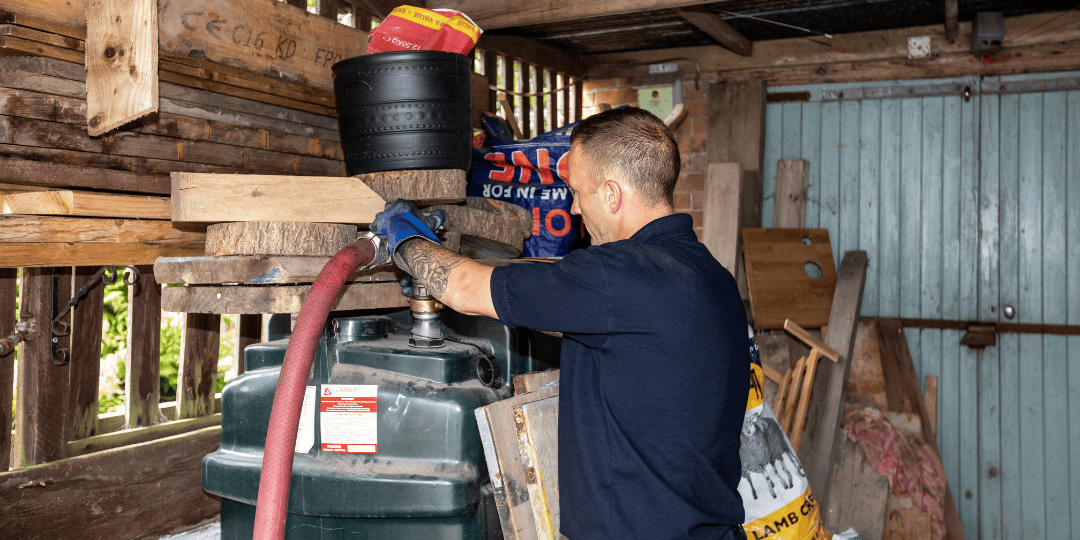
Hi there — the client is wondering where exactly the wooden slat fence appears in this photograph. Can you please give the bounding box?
[471,46,584,139]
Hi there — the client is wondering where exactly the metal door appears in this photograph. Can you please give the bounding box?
[761,73,1080,539]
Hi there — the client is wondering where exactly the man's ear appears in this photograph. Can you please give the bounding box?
[603,179,622,214]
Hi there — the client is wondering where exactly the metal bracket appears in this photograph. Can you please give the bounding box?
[50,266,140,365]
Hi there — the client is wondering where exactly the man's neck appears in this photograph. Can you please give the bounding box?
[615,204,674,241]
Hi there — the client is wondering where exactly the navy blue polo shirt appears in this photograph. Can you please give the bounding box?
[490,213,748,540]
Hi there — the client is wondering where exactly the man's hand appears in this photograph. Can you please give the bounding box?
[369,199,446,273]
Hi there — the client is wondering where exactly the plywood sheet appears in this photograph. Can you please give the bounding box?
[742,228,837,329]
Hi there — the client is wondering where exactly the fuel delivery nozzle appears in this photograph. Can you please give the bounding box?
[409,284,444,348]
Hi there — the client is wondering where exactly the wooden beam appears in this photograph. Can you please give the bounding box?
[944,0,959,43]
[153,255,400,285]
[674,6,751,56]
[171,173,386,224]
[795,251,867,521]
[67,413,220,456]
[0,157,169,194]
[586,11,1080,84]
[13,267,74,467]
[177,313,220,420]
[0,427,221,539]
[85,0,158,135]
[0,268,15,472]
[160,281,409,314]
[125,265,160,428]
[428,0,711,31]
[774,159,809,228]
[0,190,171,219]
[67,267,103,440]
[701,162,742,276]
[0,216,204,244]
[1,0,371,92]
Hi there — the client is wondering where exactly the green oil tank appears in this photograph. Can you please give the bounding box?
[203,308,550,539]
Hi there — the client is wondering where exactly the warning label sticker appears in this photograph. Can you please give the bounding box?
[294,386,316,453]
[320,384,378,453]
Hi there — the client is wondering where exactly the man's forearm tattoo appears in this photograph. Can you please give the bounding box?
[398,240,466,297]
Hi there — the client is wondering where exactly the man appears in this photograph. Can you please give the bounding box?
[375,107,748,540]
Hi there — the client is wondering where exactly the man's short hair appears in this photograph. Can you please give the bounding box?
[569,107,680,207]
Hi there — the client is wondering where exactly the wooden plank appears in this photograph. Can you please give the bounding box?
[0,215,204,244]
[125,265,160,428]
[512,369,559,395]
[0,268,15,471]
[153,255,400,285]
[0,157,169,194]
[789,348,820,451]
[68,413,220,456]
[519,60,531,139]
[741,228,838,330]
[0,427,221,539]
[0,22,84,50]
[795,250,867,527]
[0,10,87,40]
[546,70,557,133]
[236,314,261,376]
[160,281,408,314]
[177,313,220,420]
[67,267,103,440]
[924,374,938,440]
[85,0,158,135]
[171,172,385,224]
[782,319,839,362]
[857,99,881,314]
[475,380,560,540]
[515,397,560,538]
[0,243,204,268]
[826,436,889,540]
[12,267,73,467]
[0,190,170,219]
[701,162,742,278]
[674,6,751,56]
[774,158,809,228]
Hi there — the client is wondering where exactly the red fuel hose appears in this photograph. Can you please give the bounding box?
[253,239,379,540]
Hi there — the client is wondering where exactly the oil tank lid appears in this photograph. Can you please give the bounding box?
[334,316,393,343]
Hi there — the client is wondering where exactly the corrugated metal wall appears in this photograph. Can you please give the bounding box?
[761,73,1080,540]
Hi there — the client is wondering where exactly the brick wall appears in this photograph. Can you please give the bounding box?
[581,73,719,238]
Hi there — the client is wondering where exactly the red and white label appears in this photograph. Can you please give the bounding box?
[320,384,378,453]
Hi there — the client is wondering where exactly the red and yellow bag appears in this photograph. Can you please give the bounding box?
[366,5,481,55]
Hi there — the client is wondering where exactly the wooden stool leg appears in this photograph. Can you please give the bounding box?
[781,356,807,433]
[789,348,822,452]
[773,367,793,423]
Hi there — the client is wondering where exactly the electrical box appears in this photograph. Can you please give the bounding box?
[972,12,1004,52]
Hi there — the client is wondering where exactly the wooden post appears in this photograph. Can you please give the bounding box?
[795,251,867,522]
[13,267,74,466]
[237,314,262,377]
[533,66,544,137]
[177,313,220,419]
[319,0,339,19]
[0,268,16,471]
[519,61,531,138]
[774,159,810,228]
[68,267,104,440]
[574,77,583,122]
[547,69,557,132]
[561,73,571,125]
[706,79,766,298]
[484,49,499,115]
[126,265,160,428]
[502,54,514,121]
[702,163,744,277]
[924,374,938,439]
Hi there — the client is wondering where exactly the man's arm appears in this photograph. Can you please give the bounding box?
[397,238,497,318]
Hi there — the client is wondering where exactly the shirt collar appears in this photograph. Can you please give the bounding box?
[629,213,695,244]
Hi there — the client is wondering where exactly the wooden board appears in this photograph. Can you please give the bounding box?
[475,380,560,540]
[205,221,356,257]
[236,314,260,377]
[513,369,559,396]
[0,0,369,92]
[0,267,15,471]
[794,250,867,529]
[171,172,385,224]
[701,162,742,276]
[0,190,170,219]
[827,436,889,540]
[742,228,838,329]
[12,267,73,467]
[68,413,220,456]
[68,266,103,440]
[84,0,158,135]
[515,397,560,538]
[153,255,402,285]
[0,427,221,539]
[160,281,409,314]
[0,157,170,194]
[177,313,220,420]
[126,265,160,428]
[845,319,888,410]
[357,168,468,206]
[774,159,810,228]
